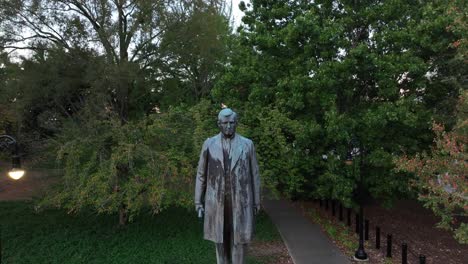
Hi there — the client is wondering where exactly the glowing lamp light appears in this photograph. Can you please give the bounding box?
[0,135,26,180]
[8,168,25,180]
[8,155,25,180]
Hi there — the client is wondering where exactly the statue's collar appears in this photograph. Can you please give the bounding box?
[221,133,235,141]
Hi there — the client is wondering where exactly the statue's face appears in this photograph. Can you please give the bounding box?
[218,115,237,138]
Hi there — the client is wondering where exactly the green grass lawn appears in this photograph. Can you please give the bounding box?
[0,202,281,264]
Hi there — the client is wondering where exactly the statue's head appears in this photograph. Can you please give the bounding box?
[217,108,238,138]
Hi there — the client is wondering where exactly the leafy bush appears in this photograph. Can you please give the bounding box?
[41,100,219,225]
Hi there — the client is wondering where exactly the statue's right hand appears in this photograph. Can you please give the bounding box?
[195,204,204,218]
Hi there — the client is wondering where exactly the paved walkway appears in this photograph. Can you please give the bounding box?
[262,199,350,264]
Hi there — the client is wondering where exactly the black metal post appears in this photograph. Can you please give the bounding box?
[419,255,426,264]
[339,204,343,221]
[0,135,22,264]
[365,219,369,240]
[325,199,329,211]
[355,214,359,233]
[353,140,368,261]
[319,200,323,208]
[354,205,368,261]
[375,227,380,249]
[386,234,392,258]
[402,243,408,264]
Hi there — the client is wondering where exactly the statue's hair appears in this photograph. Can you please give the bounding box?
[218,108,238,121]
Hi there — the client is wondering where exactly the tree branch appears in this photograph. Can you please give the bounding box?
[66,0,118,63]
[14,11,70,49]
[129,31,164,62]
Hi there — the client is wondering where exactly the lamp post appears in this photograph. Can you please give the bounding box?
[346,137,368,262]
[0,135,25,180]
[0,135,25,263]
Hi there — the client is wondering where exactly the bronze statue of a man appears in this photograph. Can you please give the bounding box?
[195,108,261,264]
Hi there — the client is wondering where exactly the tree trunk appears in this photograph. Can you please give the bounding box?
[119,205,128,227]
[116,163,129,226]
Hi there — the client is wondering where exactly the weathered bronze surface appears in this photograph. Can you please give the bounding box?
[194,108,261,264]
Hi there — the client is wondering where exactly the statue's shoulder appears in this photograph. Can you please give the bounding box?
[236,134,253,146]
[203,134,219,146]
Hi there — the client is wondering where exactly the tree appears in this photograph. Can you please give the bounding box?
[44,100,217,224]
[0,0,185,124]
[397,91,467,244]
[153,0,231,108]
[2,48,99,134]
[396,0,467,243]
[215,0,465,205]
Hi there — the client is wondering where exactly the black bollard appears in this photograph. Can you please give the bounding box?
[332,200,336,216]
[365,219,369,240]
[347,208,351,226]
[419,255,426,264]
[339,204,343,221]
[386,234,392,258]
[355,214,360,233]
[375,227,381,249]
[325,199,329,210]
[319,200,323,208]
[402,243,408,264]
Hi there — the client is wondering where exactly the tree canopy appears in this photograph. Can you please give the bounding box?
[215,0,465,205]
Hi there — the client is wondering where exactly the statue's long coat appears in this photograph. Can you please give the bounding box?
[194,133,261,244]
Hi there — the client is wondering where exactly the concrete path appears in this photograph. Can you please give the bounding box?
[262,199,350,264]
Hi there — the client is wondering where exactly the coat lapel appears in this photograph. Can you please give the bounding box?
[230,135,243,172]
[211,133,224,170]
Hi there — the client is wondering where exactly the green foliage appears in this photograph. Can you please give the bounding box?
[215,0,465,205]
[396,91,468,244]
[158,0,231,105]
[249,108,318,199]
[315,158,355,207]
[0,201,279,263]
[1,49,101,135]
[254,211,282,242]
[41,99,220,223]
